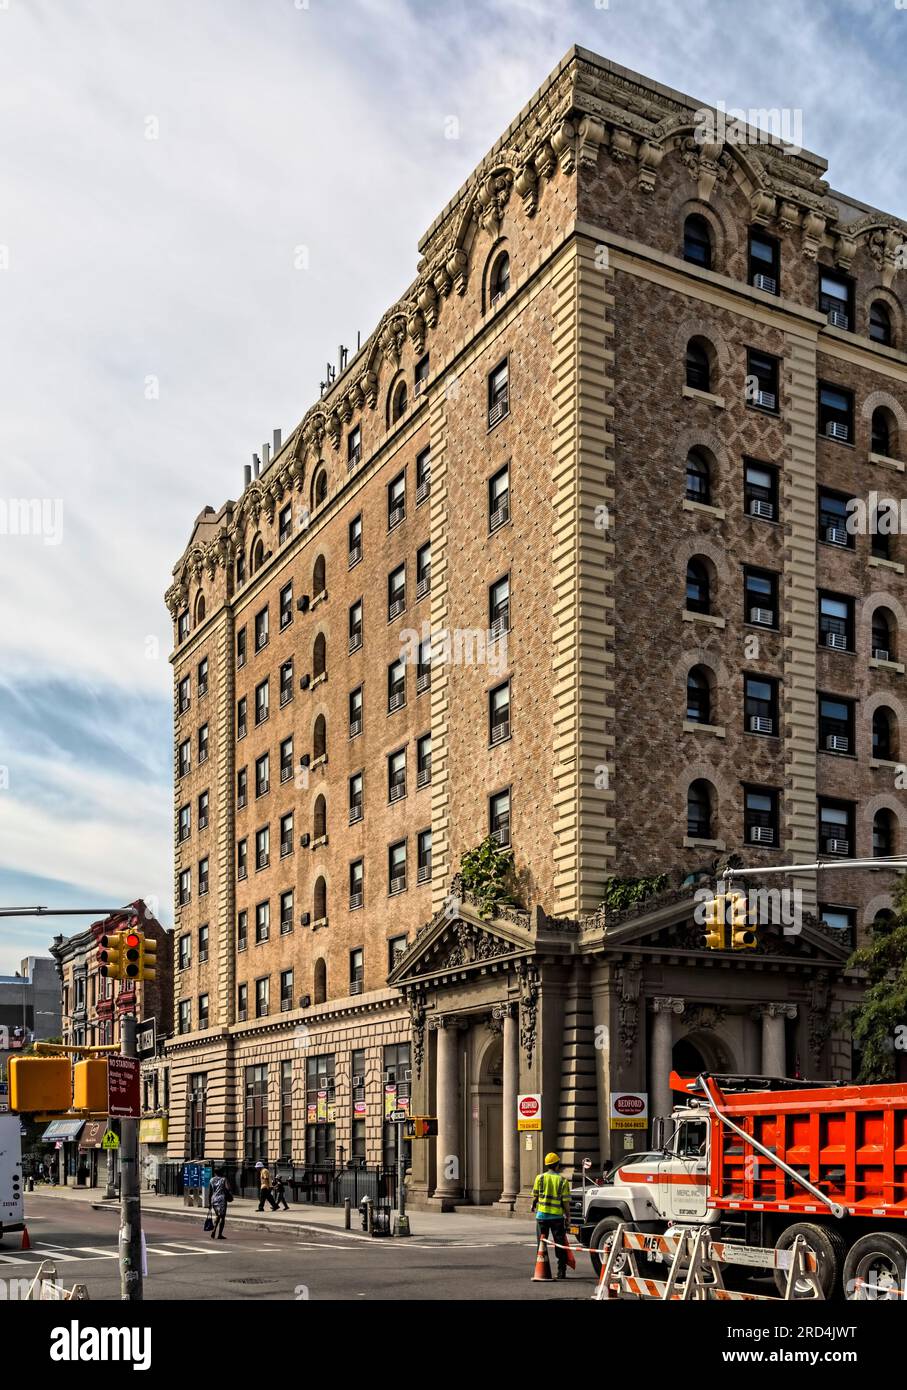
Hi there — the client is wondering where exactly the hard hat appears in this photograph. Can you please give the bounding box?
[255,1161,264,1168]
[544,1151,561,1166]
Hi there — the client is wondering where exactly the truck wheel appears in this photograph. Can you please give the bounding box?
[589,1217,634,1279]
[772,1222,847,1299]
[843,1232,907,1301]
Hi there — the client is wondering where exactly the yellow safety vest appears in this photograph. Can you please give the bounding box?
[533,1169,570,1218]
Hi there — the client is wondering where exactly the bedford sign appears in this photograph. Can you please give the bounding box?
[517,1093,542,1132]
[609,1091,648,1131]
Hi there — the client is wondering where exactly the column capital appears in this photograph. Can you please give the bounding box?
[651,996,685,1016]
[760,1002,797,1021]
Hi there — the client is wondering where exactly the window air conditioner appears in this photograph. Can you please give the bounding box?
[753,273,777,295]
[750,607,774,626]
[300,912,311,927]
[826,421,849,442]
[300,833,311,849]
[749,715,773,734]
[827,308,849,329]
[750,498,774,520]
[826,734,850,752]
[300,995,311,1009]
[750,825,775,845]
[826,837,849,855]
[872,648,889,662]
[755,390,776,410]
[300,674,311,690]
[825,631,848,651]
[825,526,849,546]
[296,595,310,613]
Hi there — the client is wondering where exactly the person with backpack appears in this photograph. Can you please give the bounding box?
[207,1167,233,1240]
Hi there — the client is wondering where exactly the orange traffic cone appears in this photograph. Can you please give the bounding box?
[531,1233,552,1281]
[21,1227,30,1251]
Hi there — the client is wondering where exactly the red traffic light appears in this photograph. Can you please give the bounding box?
[125,932,141,949]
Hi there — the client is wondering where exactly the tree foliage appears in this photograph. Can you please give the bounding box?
[847,876,907,1082]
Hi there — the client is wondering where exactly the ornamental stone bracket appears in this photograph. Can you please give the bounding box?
[514,961,540,1068]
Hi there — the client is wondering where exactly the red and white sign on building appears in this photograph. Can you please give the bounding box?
[517,1093,542,1132]
[107,1056,141,1119]
[609,1091,648,1131]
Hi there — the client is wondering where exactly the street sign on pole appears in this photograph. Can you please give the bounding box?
[135,1019,156,1061]
[108,1055,141,1119]
[101,1129,120,1151]
[388,1107,408,1123]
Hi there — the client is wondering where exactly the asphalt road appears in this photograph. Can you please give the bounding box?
[2,1196,593,1301]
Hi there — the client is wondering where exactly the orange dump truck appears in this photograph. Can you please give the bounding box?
[574,1071,907,1298]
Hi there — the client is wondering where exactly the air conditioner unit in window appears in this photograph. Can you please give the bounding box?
[280,999,291,1012]
[825,631,848,651]
[300,833,311,849]
[750,498,775,520]
[300,911,311,927]
[755,390,776,410]
[750,825,775,845]
[826,734,850,752]
[350,981,363,995]
[384,1070,396,1083]
[826,421,849,442]
[872,648,890,662]
[300,994,311,1009]
[403,1068,412,1082]
[488,397,508,427]
[750,607,774,626]
[489,504,509,532]
[749,715,774,734]
[825,526,849,546]
[299,753,311,769]
[318,1075,328,1087]
[826,308,849,329]
[826,837,849,855]
[753,272,777,295]
[300,674,311,690]
[352,1074,364,1088]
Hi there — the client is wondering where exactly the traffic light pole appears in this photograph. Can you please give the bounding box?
[396,1118,410,1237]
[118,1014,143,1301]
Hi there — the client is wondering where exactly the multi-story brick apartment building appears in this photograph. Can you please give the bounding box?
[164,47,906,1210]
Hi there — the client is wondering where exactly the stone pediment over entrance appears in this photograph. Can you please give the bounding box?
[388,899,535,988]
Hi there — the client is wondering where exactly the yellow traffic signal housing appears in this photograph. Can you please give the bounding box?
[139,935,158,983]
[99,932,124,980]
[122,928,142,981]
[702,894,727,951]
[73,1058,109,1111]
[9,1056,72,1114]
[404,1116,439,1139]
[729,891,757,950]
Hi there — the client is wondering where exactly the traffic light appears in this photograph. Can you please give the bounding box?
[122,928,142,981]
[9,1056,72,1113]
[73,1058,108,1110]
[99,932,124,980]
[702,894,727,951]
[404,1116,439,1139]
[729,891,757,950]
[139,933,157,983]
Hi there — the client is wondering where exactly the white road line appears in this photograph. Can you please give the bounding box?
[69,1247,118,1259]
[0,1253,32,1265]
[144,1246,185,1257]
[159,1243,219,1254]
[32,1245,81,1261]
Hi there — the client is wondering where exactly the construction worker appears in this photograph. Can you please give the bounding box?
[531,1152,572,1279]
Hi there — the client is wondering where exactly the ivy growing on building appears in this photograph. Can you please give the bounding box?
[459,837,516,919]
[600,873,669,915]
[847,876,907,1083]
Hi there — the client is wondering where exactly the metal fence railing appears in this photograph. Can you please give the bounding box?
[151,1159,397,1209]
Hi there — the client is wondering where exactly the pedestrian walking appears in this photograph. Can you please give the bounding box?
[272,1174,290,1211]
[208,1167,233,1240]
[256,1160,279,1211]
[530,1152,572,1279]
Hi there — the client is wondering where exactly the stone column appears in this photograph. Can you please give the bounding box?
[761,1003,796,1076]
[650,997,685,1125]
[433,1017,461,1206]
[498,1006,520,1205]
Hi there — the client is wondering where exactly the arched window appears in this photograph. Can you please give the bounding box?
[490,251,511,304]
[871,406,895,458]
[683,214,712,270]
[194,592,206,625]
[870,301,893,347]
[686,558,711,614]
[685,449,711,505]
[312,469,328,508]
[313,554,326,596]
[314,957,327,1003]
[313,794,327,839]
[872,608,895,662]
[873,707,897,761]
[686,667,712,724]
[873,908,896,935]
[313,632,326,679]
[313,878,327,923]
[391,381,408,423]
[235,550,246,587]
[313,713,327,760]
[687,779,713,839]
[873,809,895,857]
[685,339,712,393]
[250,537,265,574]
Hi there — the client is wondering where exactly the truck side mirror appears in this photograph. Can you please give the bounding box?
[651,1116,666,1150]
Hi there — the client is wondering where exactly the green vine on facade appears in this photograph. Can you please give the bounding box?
[459,836,516,919]
[846,876,907,1083]
[600,873,669,915]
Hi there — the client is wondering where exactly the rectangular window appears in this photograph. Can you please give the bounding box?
[255,679,269,725]
[237,628,247,668]
[414,353,429,396]
[280,890,293,935]
[388,935,407,973]
[388,748,406,803]
[818,489,855,548]
[178,934,191,970]
[237,911,248,953]
[819,695,855,755]
[237,838,248,880]
[348,513,362,566]
[389,840,407,895]
[199,923,209,962]
[255,752,270,798]
[280,968,294,1012]
[388,473,405,529]
[350,948,364,994]
[198,723,209,763]
[255,606,269,652]
[255,900,270,945]
[490,789,511,846]
[237,983,248,1021]
[818,799,855,857]
[416,542,431,599]
[178,610,189,642]
[179,868,191,906]
[197,657,208,695]
[744,675,779,737]
[280,1059,293,1157]
[255,826,270,871]
[280,659,293,707]
[349,686,363,738]
[489,575,510,636]
[417,828,432,884]
[279,503,292,544]
[388,658,406,712]
[818,383,854,443]
[819,591,855,652]
[349,599,363,652]
[305,1055,335,1164]
[349,858,364,910]
[416,638,431,695]
[178,675,191,714]
[744,567,779,629]
[388,567,407,623]
[382,1043,411,1167]
[748,230,780,294]
[178,739,190,777]
[489,681,511,745]
[178,1000,191,1035]
[745,349,780,412]
[819,906,856,942]
[198,993,209,1030]
[347,425,361,471]
[416,447,431,504]
[237,767,248,808]
[198,856,209,896]
[178,804,191,842]
[744,460,779,521]
[189,1073,207,1158]
[819,270,853,330]
[280,811,294,858]
[489,464,510,532]
[197,790,209,829]
[349,771,364,824]
[488,359,509,427]
[280,582,293,630]
[744,786,779,848]
[416,732,431,788]
[244,1064,268,1160]
[237,697,247,740]
[280,737,293,783]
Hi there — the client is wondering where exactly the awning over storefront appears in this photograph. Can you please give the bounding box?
[79,1120,108,1149]
[41,1119,85,1142]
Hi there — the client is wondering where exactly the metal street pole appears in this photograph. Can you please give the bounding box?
[118,1014,143,1300]
[396,1117,410,1236]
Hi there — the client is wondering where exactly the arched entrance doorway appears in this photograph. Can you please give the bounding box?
[672,1031,735,1104]
[468,1031,503,1204]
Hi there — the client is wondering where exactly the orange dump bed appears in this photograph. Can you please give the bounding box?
[707,1079,907,1218]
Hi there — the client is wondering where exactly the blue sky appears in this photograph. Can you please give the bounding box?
[0,0,906,971]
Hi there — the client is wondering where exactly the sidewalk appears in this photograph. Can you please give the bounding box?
[26,1184,536,1245]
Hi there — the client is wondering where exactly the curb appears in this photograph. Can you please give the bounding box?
[88,1202,375,1242]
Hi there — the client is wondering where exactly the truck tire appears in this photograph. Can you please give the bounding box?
[772,1222,847,1299]
[843,1232,907,1300]
[589,1216,633,1279]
